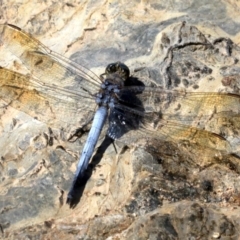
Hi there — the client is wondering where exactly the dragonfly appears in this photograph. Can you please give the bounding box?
[0,24,240,206]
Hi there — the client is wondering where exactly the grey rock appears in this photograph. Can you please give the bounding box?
[0,0,240,239]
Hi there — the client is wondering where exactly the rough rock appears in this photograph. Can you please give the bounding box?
[0,0,240,239]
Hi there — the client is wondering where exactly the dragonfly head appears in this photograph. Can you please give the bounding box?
[105,62,130,81]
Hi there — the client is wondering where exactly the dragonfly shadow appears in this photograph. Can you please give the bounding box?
[67,135,114,209]
[107,76,145,139]
[67,76,145,208]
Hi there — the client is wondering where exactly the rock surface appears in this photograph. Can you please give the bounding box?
[0,0,240,239]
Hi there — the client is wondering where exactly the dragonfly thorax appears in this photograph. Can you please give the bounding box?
[95,75,123,108]
[95,62,130,107]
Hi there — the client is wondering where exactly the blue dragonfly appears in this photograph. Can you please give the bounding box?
[0,24,239,207]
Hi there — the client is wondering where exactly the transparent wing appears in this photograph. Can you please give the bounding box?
[117,87,240,121]
[0,24,101,96]
[0,68,96,130]
[108,87,240,153]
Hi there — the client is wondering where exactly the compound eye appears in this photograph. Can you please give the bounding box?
[105,62,130,80]
[117,62,130,80]
[105,63,117,74]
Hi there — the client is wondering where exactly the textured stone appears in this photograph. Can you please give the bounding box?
[0,0,240,239]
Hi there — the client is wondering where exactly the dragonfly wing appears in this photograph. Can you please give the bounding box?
[0,68,96,130]
[109,87,235,154]
[111,110,231,153]
[0,24,101,95]
[118,87,240,126]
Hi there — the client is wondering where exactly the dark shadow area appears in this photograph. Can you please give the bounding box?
[107,76,145,139]
[66,135,114,208]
